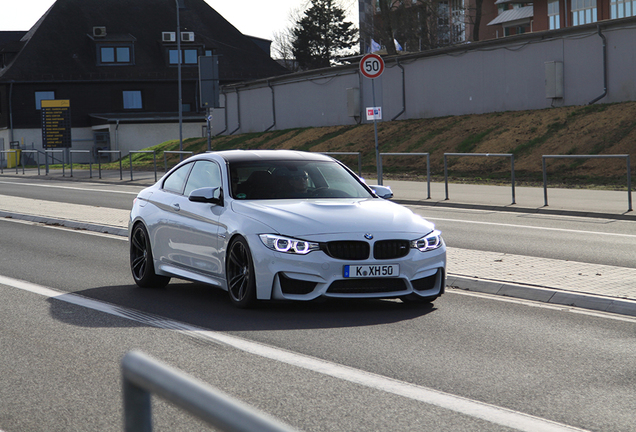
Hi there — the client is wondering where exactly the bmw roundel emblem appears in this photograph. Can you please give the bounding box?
[364,233,374,240]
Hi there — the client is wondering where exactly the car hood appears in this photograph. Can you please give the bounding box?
[231,198,435,237]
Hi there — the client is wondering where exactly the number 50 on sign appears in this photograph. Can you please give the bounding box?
[360,53,385,79]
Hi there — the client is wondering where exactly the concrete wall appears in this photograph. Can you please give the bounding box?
[212,18,636,135]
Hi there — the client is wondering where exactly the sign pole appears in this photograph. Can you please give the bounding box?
[360,53,385,185]
[371,78,381,185]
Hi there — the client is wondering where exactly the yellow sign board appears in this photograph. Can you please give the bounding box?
[41,99,71,108]
[41,99,72,149]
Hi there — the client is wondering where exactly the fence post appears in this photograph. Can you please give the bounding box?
[627,155,632,212]
[122,376,153,432]
[444,155,449,200]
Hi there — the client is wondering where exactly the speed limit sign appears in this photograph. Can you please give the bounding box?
[360,53,384,79]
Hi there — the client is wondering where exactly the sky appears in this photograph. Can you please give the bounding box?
[0,0,359,41]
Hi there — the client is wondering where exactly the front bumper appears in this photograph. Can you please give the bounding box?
[249,234,447,301]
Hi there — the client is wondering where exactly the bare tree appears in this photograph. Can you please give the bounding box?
[372,0,468,53]
[271,29,299,71]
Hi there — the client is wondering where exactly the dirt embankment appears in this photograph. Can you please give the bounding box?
[185,101,636,188]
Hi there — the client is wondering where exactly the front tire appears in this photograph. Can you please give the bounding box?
[130,223,170,288]
[226,236,257,308]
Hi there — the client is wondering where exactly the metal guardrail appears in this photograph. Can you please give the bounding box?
[2,148,633,213]
[321,152,362,177]
[444,153,516,205]
[69,150,92,178]
[0,149,21,174]
[379,152,431,199]
[98,150,122,180]
[21,150,41,175]
[44,149,65,175]
[122,351,299,432]
[130,150,157,182]
[163,151,193,172]
[542,154,632,212]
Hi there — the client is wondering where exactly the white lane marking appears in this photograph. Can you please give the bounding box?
[449,289,636,324]
[426,216,636,238]
[0,180,139,195]
[0,274,591,432]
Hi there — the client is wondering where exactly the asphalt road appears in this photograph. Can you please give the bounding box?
[2,176,634,267]
[1,216,636,431]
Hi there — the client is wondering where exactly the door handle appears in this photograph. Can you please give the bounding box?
[171,203,180,211]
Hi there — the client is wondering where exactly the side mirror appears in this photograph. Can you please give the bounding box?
[370,185,393,200]
[189,187,223,206]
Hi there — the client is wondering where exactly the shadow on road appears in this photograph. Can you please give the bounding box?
[47,281,438,331]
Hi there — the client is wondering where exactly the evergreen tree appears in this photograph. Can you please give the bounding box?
[291,0,358,70]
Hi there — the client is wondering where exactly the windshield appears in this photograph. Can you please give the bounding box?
[229,160,373,200]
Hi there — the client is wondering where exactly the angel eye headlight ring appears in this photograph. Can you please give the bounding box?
[411,230,443,252]
[259,234,320,255]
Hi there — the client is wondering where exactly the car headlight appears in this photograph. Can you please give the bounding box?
[259,234,320,255]
[411,230,443,252]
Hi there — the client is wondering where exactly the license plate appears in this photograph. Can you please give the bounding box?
[343,264,399,278]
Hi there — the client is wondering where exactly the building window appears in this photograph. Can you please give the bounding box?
[611,0,636,18]
[571,0,597,26]
[99,45,133,65]
[35,91,55,109]
[123,91,142,109]
[168,49,199,65]
[548,0,560,29]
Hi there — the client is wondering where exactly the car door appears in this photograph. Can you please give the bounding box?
[156,160,224,279]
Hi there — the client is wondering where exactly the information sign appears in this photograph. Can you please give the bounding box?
[366,107,382,121]
[41,100,72,149]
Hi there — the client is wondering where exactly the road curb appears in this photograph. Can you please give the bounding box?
[448,275,636,317]
[0,211,129,237]
[394,199,636,221]
[2,210,635,318]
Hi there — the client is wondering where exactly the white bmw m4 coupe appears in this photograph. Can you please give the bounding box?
[129,150,446,308]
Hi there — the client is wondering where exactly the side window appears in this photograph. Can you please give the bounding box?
[184,161,222,197]
[163,162,193,194]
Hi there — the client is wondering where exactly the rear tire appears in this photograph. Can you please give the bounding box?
[226,236,257,308]
[130,223,170,288]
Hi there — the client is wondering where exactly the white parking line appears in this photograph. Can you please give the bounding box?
[0,274,591,432]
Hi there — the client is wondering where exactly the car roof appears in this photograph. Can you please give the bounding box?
[212,150,334,164]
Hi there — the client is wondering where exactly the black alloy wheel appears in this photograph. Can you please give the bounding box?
[130,223,170,288]
[226,236,257,308]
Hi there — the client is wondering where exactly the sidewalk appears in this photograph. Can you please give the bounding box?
[1,168,635,316]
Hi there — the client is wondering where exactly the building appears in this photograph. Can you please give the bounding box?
[488,0,636,35]
[0,0,288,162]
[358,0,499,54]
[359,0,636,50]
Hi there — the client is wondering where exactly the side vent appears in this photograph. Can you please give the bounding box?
[162,32,176,42]
[93,26,107,37]
[181,32,195,42]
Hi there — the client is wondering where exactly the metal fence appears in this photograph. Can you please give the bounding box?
[444,153,516,205]
[69,150,92,178]
[379,152,431,199]
[98,150,123,180]
[2,148,634,213]
[164,151,194,172]
[122,351,298,432]
[542,154,632,211]
[321,152,362,177]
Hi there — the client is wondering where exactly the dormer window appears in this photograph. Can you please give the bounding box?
[91,33,136,66]
[100,46,131,64]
